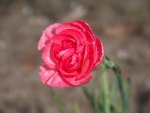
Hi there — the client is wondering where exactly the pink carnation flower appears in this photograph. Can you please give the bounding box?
[38,20,104,87]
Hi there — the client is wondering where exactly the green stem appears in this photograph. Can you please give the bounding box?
[103,56,129,113]
[100,67,111,113]
[113,67,128,113]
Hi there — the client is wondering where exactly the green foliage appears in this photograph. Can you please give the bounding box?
[82,56,130,113]
[50,56,130,113]
[74,103,81,113]
[50,90,66,113]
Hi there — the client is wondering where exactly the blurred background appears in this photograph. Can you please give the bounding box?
[0,0,150,113]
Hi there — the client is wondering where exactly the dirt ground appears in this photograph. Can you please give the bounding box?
[0,0,150,113]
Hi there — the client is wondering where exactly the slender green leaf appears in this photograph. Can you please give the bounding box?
[99,71,111,113]
[82,87,102,113]
[111,75,118,103]
[50,90,66,113]
[74,103,81,113]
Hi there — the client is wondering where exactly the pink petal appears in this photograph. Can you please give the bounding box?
[59,29,84,46]
[72,20,94,37]
[61,73,93,86]
[49,34,76,63]
[76,43,95,79]
[40,65,50,71]
[57,21,95,43]
[75,73,93,85]
[58,48,74,57]
[38,23,61,50]
[72,20,95,42]
[39,65,93,87]
[94,37,104,68]
[56,23,83,34]
[39,65,72,87]
[42,44,55,69]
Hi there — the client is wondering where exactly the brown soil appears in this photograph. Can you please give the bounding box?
[0,0,150,113]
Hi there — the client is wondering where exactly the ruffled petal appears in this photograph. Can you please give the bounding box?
[76,42,95,78]
[39,65,93,87]
[59,29,84,46]
[94,37,104,67]
[57,20,95,43]
[61,73,93,86]
[39,65,72,87]
[38,23,61,50]
[49,34,76,63]
[56,23,83,34]
[72,20,94,37]
[42,44,55,69]
[75,73,93,85]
